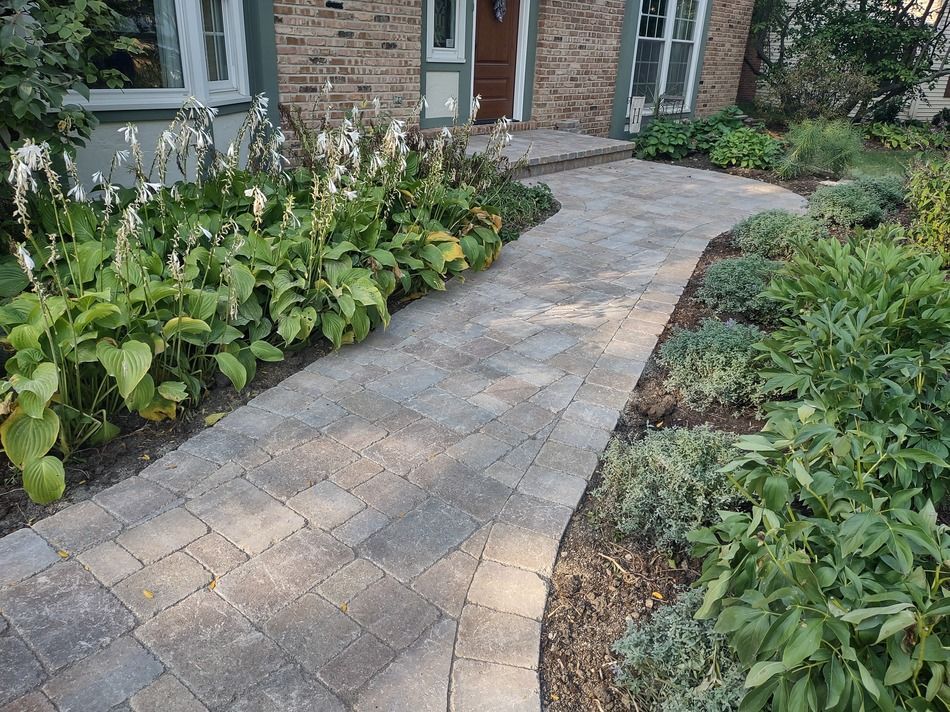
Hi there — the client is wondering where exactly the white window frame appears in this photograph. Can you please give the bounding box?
[426,0,467,63]
[627,0,707,117]
[74,0,250,112]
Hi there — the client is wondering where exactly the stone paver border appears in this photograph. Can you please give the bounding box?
[0,160,804,712]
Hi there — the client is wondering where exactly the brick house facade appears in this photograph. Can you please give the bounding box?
[271,0,756,139]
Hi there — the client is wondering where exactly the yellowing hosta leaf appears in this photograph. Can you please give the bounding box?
[22,455,66,505]
[163,317,212,339]
[139,396,177,422]
[157,381,188,403]
[0,406,60,469]
[425,231,458,244]
[204,412,228,427]
[96,340,152,399]
[437,241,467,263]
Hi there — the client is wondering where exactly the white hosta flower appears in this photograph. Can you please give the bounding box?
[92,171,106,186]
[445,96,457,114]
[14,141,45,171]
[441,126,452,139]
[118,124,139,145]
[16,244,34,272]
[7,162,35,192]
[137,182,162,203]
[471,94,482,117]
[327,178,337,194]
[244,186,267,218]
[343,189,357,201]
[323,79,333,94]
[198,225,212,240]
[114,149,130,166]
[67,182,87,202]
[372,97,381,116]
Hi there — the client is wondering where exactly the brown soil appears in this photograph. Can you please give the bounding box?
[540,230,764,711]
[0,205,561,536]
[667,154,822,198]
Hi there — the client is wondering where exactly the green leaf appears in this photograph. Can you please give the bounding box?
[163,317,212,339]
[22,455,66,505]
[783,619,823,667]
[96,340,152,399]
[249,340,284,362]
[157,381,188,403]
[124,373,155,412]
[875,610,916,644]
[213,352,247,391]
[10,362,58,418]
[745,661,787,688]
[0,256,28,298]
[0,407,60,469]
[321,312,346,349]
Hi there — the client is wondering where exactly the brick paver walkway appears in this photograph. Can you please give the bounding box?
[0,160,804,712]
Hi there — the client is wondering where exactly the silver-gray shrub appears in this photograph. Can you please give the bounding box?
[595,427,738,552]
[695,255,782,320]
[657,319,766,409]
[613,586,744,712]
[732,209,828,258]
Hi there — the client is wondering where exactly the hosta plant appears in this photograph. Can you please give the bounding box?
[709,128,782,170]
[1,93,506,503]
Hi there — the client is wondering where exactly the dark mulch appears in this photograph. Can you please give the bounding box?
[663,154,823,198]
[540,230,763,711]
[0,204,562,537]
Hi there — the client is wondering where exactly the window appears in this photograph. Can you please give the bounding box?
[629,0,705,112]
[427,0,466,63]
[85,0,249,111]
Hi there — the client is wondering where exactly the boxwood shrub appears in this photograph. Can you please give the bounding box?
[695,255,782,321]
[732,210,828,258]
[808,183,883,227]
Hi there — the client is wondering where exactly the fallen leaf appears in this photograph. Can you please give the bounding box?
[143,589,154,599]
[57,550,69,559]
[339,602,348,614]
[140,453,150,461]
[651,591,665,600]
[204,412,227,427]
[208,578,217,591]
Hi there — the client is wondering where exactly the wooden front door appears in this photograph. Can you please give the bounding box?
[474,0,520,120]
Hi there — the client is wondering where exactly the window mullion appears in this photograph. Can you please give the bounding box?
[177,0,210,102]
[658,0,677,98]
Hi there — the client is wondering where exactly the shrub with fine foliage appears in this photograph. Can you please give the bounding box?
[596,428,738,551]
[657,319,765,409]
[808,183,884,227]
[906,156,950,262]
[852,175,905,212]
[732,210,828,258]
[776,118,862,178]
[614,587,744,712]
[695,255,782,320]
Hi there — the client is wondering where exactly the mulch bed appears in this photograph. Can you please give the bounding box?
[539,229,767,711]
[664,154,823,197]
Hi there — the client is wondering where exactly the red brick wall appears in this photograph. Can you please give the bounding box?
[531,0,627,137]
[694,0,756,116]
[273,1,422,133]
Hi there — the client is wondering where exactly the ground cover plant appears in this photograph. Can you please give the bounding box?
[595,427,738,552]
[852,175,906,212]
[695,255,782,321]
[807,183,884,227]
[486,180,557,243]
[613,586,744,712]
[732,210,828,259]
[0,93,513,504]
[657,318,765,410]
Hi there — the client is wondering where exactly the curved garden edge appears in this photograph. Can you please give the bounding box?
[0,160,805,711]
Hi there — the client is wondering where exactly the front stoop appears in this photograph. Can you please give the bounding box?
[466,129,634,178]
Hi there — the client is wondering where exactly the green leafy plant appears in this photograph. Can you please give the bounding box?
[0,96,506,504]
[691,106,746,153]
[906,156,950,262]
[864,121,949,151]
[777,119,863,178]
[635,119,693,160]
[614,587,745,712]
[808,183,884,227]
[486,180,557,243]
[595,427,738,552]
[695,255,782,321]
[0,0,133,173]
[732,210,829,258]
[691,233,950,711]
[853,175,906,212]
[657,319,766,410]
[709,128,782,169]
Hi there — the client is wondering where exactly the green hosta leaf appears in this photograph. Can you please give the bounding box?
[227,262,256,303]
[96,340,153,399]
[6,324,41,351]
[10,362,58,418]
[214,352,247,390]
[187,289,218,321]
[350,307,370,342]
[0,407,60,469]
[321,312,346,349]
[74,303,121,331]
[22,455,66,505]
[124,373,155,412]
[249,340,284,362]
[420,243,445,272]
[163,317,212,339]
[157,381,188,403]
[0,256,28,298]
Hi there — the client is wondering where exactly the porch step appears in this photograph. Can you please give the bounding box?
[466,129,634,178]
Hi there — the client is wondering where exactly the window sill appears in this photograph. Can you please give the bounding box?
[68,89,251,114]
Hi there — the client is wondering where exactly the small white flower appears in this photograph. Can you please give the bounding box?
[17,245,34,272]
[445,97,457,113]
[344,189,358,200]
[114,149,130,166]
[92,171,105,186]
[14,141,45,170]
[323,79,333,94]
[441,126,452,138]
[372,97,381,116]
[67,183,87,202]
[118,124,138,145]
[137,182,162,202]
[198,225,212,239]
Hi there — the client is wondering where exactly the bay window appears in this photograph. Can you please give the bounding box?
[629,0,705,112]
[85,0,249,111]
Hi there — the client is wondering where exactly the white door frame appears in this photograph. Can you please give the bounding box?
[470,0,532,121]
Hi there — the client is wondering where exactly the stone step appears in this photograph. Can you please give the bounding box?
[466,128,634,178]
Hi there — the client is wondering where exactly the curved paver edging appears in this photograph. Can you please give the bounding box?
[0,160,805,712]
